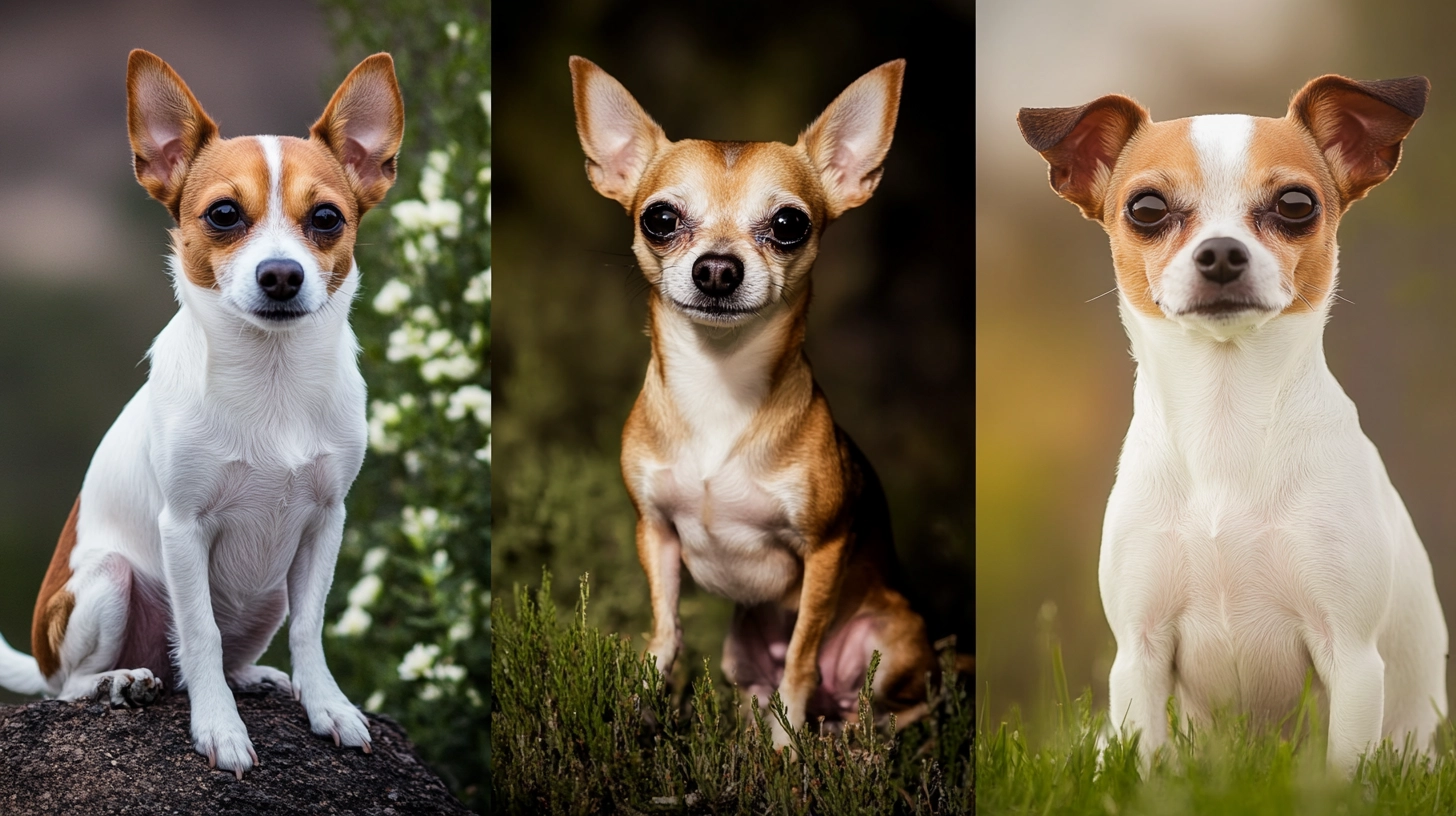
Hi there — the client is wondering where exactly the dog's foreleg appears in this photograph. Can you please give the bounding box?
[773,532,848,749]
[637,516,682,679]
[1319,643,1384,774]
[288,504,371,752]
[159,508,256,778]
[1107,636,1176,762]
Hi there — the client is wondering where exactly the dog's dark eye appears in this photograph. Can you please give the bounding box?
[768,207,811,248]
[1275,189,1316,221]
[641,203,681,241]
[310,204,344,233]
[1128,193,1168,226]
[204,200,242,230]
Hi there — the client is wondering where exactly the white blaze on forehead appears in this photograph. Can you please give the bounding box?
[258,135,284,223]
[1189,115,1254,219]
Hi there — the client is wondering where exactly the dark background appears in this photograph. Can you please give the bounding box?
[492,0,974,678]
[0,2,332,702]
[978,0,1456,731]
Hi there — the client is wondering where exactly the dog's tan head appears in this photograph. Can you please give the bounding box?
[570,56,903,326]
[127,49,404,329]
[1018,75,1427,338]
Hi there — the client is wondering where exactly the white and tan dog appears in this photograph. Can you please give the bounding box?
[1018,75,1447,771]
[571,57,935,747]
[0,49,404,778]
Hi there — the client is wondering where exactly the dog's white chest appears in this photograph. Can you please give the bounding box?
[645,446,804,605]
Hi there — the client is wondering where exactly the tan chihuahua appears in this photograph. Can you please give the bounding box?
[570,56,934,746]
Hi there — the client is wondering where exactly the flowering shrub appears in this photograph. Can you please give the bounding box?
[318,1,489,810]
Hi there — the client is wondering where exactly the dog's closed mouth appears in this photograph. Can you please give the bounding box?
[253,308,309,322]
[1181,299,1268,317]
[673,299,757,320]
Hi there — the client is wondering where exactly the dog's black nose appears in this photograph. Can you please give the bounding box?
[692,254,743,297]
[1193,237,1249,284]
[256,259,304,301]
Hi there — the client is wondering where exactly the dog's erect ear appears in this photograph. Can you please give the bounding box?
[1017,96,1148,221]
[127,49,218,219]
[799,59,905,220]
[1289,74,1428,209]
[570,56,667,210]
[311,53,406,215]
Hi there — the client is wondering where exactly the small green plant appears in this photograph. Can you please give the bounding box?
[977,646,1456,815]
[316,0,489,810]
[492,571,973,814]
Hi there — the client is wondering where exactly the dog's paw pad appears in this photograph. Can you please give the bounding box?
[95,669,163,708]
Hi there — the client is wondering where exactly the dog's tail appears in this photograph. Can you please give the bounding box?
[0,631,48,696]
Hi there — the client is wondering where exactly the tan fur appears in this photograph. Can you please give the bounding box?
[32,497,79,678]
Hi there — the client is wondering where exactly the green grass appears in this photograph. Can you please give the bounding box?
[491,572,973,814]
[977,650,1456,815]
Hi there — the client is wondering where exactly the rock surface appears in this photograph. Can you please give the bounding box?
[0,687,470,815]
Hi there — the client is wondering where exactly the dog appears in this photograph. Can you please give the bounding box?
[569,56,935,747]
[1017,74,1447,771]
[0,49,404,779]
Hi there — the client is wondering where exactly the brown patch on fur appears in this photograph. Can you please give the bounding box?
[1247,117,1342,314]
[280,137,359,293]
[32,497,80,678]
[1102,118,1202,317]
[173,137,271,290]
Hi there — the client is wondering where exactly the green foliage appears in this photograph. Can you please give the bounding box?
[317,0,489,810]
[492,572,973,814]
[978,648,1456,815]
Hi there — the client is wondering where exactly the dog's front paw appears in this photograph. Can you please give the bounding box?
[299,688,372,753]
[227,664,292,694]
[192,712,257,780]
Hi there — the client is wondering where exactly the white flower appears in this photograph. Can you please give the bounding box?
[446,385,491,424]
[348,574,383,608]
[403,450,422,475]
[448,619,472,642]
[372,278,411,314]
[477,166,491,187]
[421,353,480,383]
[419,683,442,701]
[368,400,404,453]
[484,192,491,225]
[399,393,418,409]
[465,687,483,707]
[398,642,441,681]
[332,605,371,637]
[463,269,490,305]
[430,199,462,239]
[445,21,461,41]
[479,91,491,119]
[362,546,389,574]
[364,690,385,711]
[420,167,445,204]
[431,549,451,575]
[391,199,430,231]
[428,663,467,683]
[402,506,457,549]
[477,435,491,463]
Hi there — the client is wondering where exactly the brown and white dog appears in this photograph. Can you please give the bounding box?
[1018,75,1447,771]
[0,50,404,778]
[570,56,934,746]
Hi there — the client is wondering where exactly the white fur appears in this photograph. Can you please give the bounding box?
[1103,193,1447,771]
[0,137,371,777]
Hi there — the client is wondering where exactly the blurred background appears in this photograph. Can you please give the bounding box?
[493,0,974,685]
[0,2,331,703]
[978,0,1456,731]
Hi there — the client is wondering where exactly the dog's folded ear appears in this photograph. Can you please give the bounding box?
[1290,74,1429,209]
[570,56,666,210]
[126,50,219,220]
[311,53,406,215]
[1018,96,1148,221]
[800,59,906,220]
